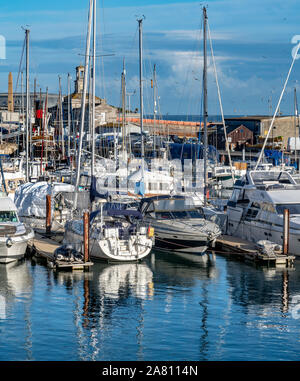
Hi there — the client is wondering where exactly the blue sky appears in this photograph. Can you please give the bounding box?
[1,0,300,116]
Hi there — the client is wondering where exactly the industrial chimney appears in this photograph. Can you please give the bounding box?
[8,72,14,112]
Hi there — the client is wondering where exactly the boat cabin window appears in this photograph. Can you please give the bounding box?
[0,211,18,222]
[276,204,300,215]
[245,203,259,219]
[172,211,189,219]
[188,210,204,218]
[229,188,241,203]
[156,212,173,219]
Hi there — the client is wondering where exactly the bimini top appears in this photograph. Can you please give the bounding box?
[91,208,143,221]
[139,195,196,214]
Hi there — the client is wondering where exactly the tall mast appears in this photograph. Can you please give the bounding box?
[153,63,157,157]
[58,75,64,159]
[121,58,126,158]
[67,74,71,160]
[203,7,208,205]
[74,0,93,209]
[25,28,30,182]
[138,17,145,180]
[91,0,96,177]
[294,87,299,170]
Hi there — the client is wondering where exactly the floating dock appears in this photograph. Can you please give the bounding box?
[214,235,295,266]
[28,232,93,271]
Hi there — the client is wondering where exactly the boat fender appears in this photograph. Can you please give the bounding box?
[147,226,154,238]
[6,237,13,248]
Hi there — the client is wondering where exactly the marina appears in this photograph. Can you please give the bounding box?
[1,0,300,365]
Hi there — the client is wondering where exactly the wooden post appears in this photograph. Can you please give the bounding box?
[46,194,51,236]
[83,211,90,263]
[283,208,290,255]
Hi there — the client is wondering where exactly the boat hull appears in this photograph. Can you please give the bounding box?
[227,217,300,256]
[0,231,34,264]
[64,228,153,262]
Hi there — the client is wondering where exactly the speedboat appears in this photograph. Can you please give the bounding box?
[139,195,221,258]
[63,201,154,262]
[0,195,34,264]
[226,170,300,256]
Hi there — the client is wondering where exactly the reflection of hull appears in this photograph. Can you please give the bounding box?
[154,246,210,263]
[97,262,153,299]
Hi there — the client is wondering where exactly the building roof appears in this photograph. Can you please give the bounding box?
[224,115,293,121]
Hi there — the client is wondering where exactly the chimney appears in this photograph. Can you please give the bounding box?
[8,72,14,112]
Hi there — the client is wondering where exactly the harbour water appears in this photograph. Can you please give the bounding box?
[0,251,299,361]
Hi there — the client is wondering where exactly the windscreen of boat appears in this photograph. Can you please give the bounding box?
[251,171,292,185]
[156,210,204,219]
[0,211,18,222]
[276,204,300,215]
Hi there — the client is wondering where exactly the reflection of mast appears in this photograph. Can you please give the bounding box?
[281,270,289,315]
[199,282,209,360]
[83,278,90,328]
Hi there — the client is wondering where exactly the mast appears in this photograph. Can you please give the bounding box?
[153,64,157,157]
[294,87,299,170]
[74,0,93,210]
[40,87,48,174]
[91,0,96,177]
[25,28,30,182]
[67,73,71,160]
[121,58,126,159]
[203,7,208,205]
[58,76,64,160]
[138,17,145,183]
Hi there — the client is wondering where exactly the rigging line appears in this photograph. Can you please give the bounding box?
[255,42,300,170]
[15,36,26,93]
[207,21,234,182]
[176,18,203,117]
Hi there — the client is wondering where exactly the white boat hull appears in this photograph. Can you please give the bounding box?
[64,228,153,262]
[0,231,34,264]
[227,217,300,256]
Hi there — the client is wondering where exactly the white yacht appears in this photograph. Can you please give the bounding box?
[139,195,221,260]
[0,196,34,264]
[63,201,154,262]
[226,170,300,256]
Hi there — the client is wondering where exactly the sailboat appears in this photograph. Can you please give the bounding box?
[63,1,154,262]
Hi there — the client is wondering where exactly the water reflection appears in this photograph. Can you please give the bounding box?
[151,251,218,284]
[225,258,300,322]
[0,261,33,319]
[0,260,33,360]
[1,252,300,361]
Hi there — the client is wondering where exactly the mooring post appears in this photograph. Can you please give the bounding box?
[83,211,90,263]
[46,194,51,236]
[283,208,290,255]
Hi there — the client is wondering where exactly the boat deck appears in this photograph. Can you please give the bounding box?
[28,231,93,271]
[214,234,295,266]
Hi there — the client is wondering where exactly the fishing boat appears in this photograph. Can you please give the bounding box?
[0,195,34,264]
[63,201,154,262]
[139,195,221,259]
[226,170,300,256]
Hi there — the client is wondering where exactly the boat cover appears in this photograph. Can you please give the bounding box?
[14,182,75,218]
